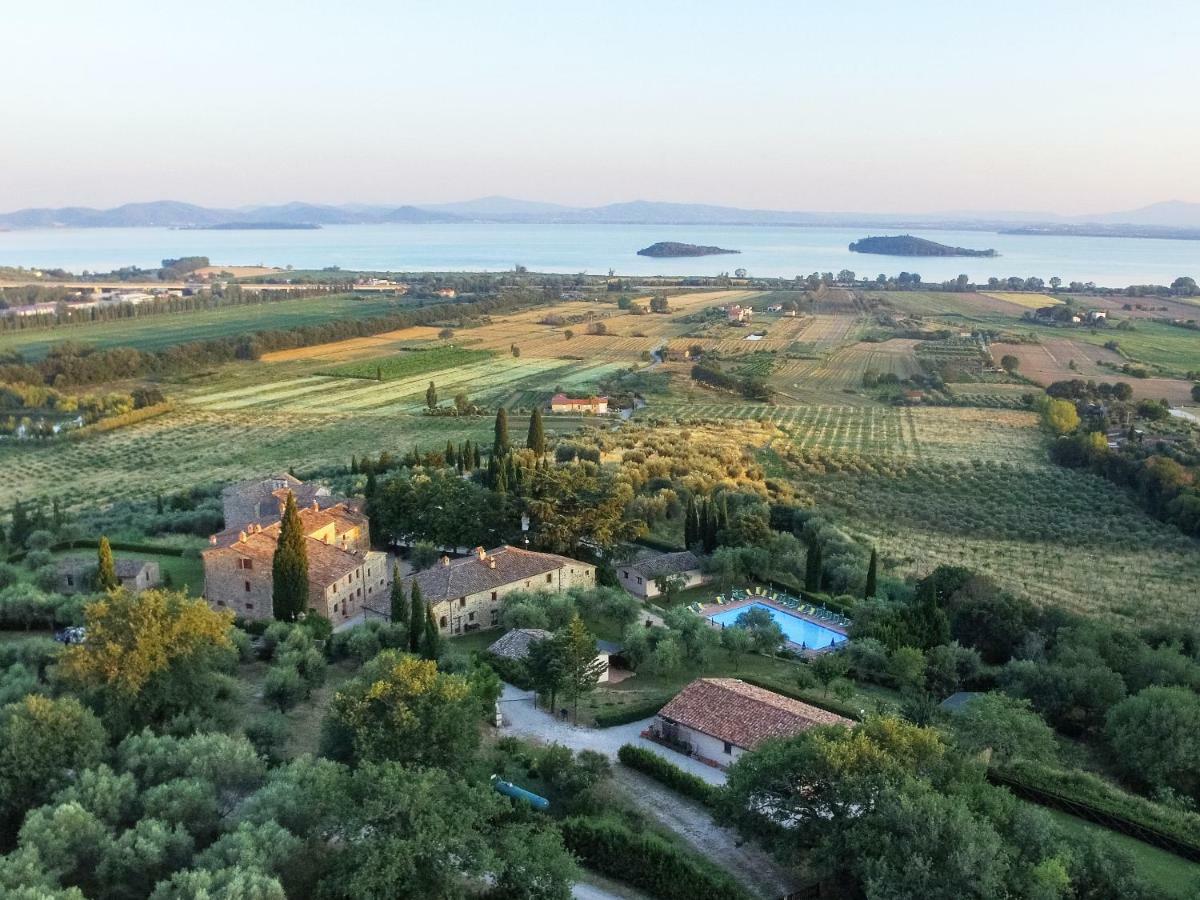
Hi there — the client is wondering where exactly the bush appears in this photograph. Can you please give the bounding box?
[244,713,291,765]
[738,674,864,721]
[617,744,720,808]
[484,653,533,690]
[593,698,671,728]
[561,816,749,900]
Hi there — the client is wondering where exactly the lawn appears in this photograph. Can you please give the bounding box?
[316,346,494,381]
[1044,808,1200,899]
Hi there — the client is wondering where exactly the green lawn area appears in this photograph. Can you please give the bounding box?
[0,293,411,359]
[446,629,501,656]
[316,346,494,381]
[1044,808,1200,899]
[45,548,205,596]
[1014,320,1200,377]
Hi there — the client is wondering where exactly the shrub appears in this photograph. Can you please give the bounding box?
[561,816,749,900]
[245,713,291,765]
[593,698,670,728]
[617,744,720,808]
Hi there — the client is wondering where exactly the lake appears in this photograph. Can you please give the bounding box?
[0,223,1196,288]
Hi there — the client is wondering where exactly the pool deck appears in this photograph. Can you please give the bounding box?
[699,595,848,659]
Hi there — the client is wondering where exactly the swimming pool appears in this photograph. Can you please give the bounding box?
[708,602,848,649]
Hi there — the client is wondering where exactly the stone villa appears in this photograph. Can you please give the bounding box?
[221,473,352,532]
[202,496,386,624]
[411,545,596,636]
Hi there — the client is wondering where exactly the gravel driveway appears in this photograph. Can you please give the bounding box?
[498,683,725,785]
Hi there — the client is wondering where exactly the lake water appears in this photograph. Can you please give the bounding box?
[0,223,1196,288]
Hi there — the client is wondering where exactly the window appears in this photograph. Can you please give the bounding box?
[491,591,497,601]
[356,587,361,597]
[244,580,252,593]
[459,597,466,607]
[66,574,74,587]
[468,612,475,622]
[621,571,628,579]
[216,600,226,607]
[237,558,253,570]
[723,741,733,755]
[491,608,500,625]
[333,603,339,613]
[440,616,448,628]
[546,573,553,583]
[246,602,254,610]
[636,576,642,585]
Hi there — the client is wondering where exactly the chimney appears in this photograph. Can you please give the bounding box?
[474,546,486,561]
[488,558,496,569]
[440,555,451,567]
[312,500,319,512]
[238,531,247,543]
[209,535,217,546]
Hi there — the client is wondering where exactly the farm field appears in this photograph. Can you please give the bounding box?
[1007,320,1200,378]
[317,346,493,381]
[771,340,920,403]
[259,325,447,362]
[0,405,593,509]
[0,293,412,359]
[994,338,1197,404]
[980,291,1062,309]
[867,290,1036,319]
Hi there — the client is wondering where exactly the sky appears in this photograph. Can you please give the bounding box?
[3,0,1198,215]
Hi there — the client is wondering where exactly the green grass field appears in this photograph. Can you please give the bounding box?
[316,346,493,381]
[1044,808,1200,899]
[1020,320,1200,376]
[0,294,411,359]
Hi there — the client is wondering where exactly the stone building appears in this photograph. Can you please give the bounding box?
[411,545,596,636]
[220,473,349,532]
[202,500,386,624]
[618,550,706,599]
[56,556,161,595]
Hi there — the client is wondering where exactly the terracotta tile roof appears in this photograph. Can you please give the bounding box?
[658,678,852,750]
[203,503,368,588]
[629,550,702,578]
[487,628,554,660]
[412,545,588,603]
[551,393,607,405]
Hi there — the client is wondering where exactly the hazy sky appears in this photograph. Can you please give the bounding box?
[4,0,1197,214]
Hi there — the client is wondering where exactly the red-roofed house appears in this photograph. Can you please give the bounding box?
[550,394,608,415]
[651,677,853,767]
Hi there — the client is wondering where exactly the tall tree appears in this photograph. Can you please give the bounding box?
[865,547,878,600]
[272,492,310,622]
[96,536,119,591]
[9,501,32,549]
[425,381,438,410]
[561,615,608,723]
[526,634,568,714]
[805,538,823,593]
[526,407,546,456]
[408,580,425,652]
[684,496,697,549]
[493,408,510,457]
[420,604,441,660]
[389,567,407,626]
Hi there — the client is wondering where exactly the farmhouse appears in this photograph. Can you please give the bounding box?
[202,499,386,624]
[412,546,596,636]
[618,550,706,599]
[549,393,609,415]
[651,678,852,767]
[56,556,161,595]
[221,473,349,531]
[486,627,617,683]
[726,304,752,324]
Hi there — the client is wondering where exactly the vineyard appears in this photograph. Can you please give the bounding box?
[771,340,921,401]
[788,458,1200,620]
[0,293,411,359]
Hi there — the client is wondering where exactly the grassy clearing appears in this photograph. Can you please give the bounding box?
[0,294,411,359]
[316,346,494,381]
[1044,808,1200,899]
[237,658,361,760]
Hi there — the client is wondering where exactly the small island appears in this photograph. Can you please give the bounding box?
[848,234,997,257]
[637,241,740,258]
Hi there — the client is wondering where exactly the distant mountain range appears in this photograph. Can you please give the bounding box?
[2,196,1199,231]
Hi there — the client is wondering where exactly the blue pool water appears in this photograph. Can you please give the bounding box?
[709,602,848,649]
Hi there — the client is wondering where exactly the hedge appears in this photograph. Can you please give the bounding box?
[561,816,749,900]
[593,697,670,728]
[738,675,864,722]
[994,760,1200,861]
[63,402,174,441]
[50,539,186,558]
[617,744,720,809]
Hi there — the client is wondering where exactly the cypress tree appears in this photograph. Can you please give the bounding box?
[350,455,358,474]
[865,547,878,599]
[364,470,377,498]
[805,538,823,594]
[155,493,164,515]
[426,381,438,410]
[9,501,31,549]
[703,501,718,553]
[487,455,502,490]
[389,567,408,626]
[719,494,730,529]
[408,580,424,652]
[493,408,510,457]
[684,496,696,548]
[526,407,546,456]
[96,536,119,591]
[420,603,441,660]
[272,492,310,621]
[445,440,456,468]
